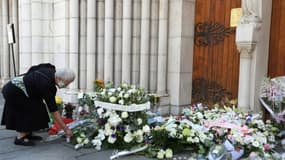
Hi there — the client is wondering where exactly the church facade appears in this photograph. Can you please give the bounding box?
[0,0,282,114]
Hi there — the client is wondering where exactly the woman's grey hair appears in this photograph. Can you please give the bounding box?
[55,68,75,82]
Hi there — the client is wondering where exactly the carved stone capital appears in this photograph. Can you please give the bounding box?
[237,42,256,58]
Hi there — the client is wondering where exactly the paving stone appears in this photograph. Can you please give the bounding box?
[0,129,15,139]
[0,140,81,160]
[76,149,154,160]
[0,138,34,154]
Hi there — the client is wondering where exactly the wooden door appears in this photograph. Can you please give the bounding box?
[192,0,241,106]
[268,0,285,77]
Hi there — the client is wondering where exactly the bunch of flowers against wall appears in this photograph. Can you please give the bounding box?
[71,83,154,151]
[92,83,153,150]
[260,77,285,124]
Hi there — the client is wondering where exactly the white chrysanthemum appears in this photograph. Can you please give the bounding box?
[135,129,143,136]
[97,108,104,117]
[97,129,106,141]
[109,96,117,103]
[121,83,128,88]
[187,137,193,142]
[199,134,207,143]
[103,110,112,118]
[252,141,260,147]
[142,125,150,133]
[137,118,143,125]
[124,132,134,143]
[76,137,83,143]
[108,114,122,126]
[121,112,128,119]
[108,135,117,144]
[125,125,130,133]
[80,133,86,138]
[104,123,113,136]
[83,138,89,144]
[123,93,130,98]
[196,112,204,119]
[135,134,144,143]
[130,88,137,93]
[169,129,177,138]
[119,91,124,97]
[157,149,165,159]
[118,99,124,105]
[92,139,102,150]
[165,149,173,158]
[193,137,199,143]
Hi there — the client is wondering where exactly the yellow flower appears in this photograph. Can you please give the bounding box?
[182,128,191,136]
[55,96,63,105]
[94,79,104,88]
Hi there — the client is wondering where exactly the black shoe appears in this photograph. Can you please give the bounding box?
[14,137,35,146]
[26,132,43,141]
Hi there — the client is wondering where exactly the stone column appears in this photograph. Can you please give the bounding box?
[236,0,272,112]
[31,1,43,65]
[0,0,2,85]
[79,0,87,89]
[42,1,53,64]
[122,0,132,83]
[18,0,32,73]
[149,0,159,92]
[97,0,105,80]
[104,0,114,82]
[53,0,69,68]
[237,43,256,111]
[114,0,123,86]
[69,0,79,89]
[140,0,150,89]
[86,0,96,90]
[157,0,168,94]
[2,0,10,82]
[11,0,19,75]
[168,0,195,114]
[131,0,141,85]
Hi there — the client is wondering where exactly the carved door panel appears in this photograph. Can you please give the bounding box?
[192,0,241,106]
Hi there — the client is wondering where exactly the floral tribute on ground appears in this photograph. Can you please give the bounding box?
[50,82,284,160]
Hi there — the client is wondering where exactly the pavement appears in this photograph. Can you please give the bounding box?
[0,89,153,160]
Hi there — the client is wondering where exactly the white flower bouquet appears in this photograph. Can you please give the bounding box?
[95,83,152,105]
[260,76,285,121]
[84,83,153,150]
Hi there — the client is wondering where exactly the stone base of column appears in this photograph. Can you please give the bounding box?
[1,78,10,88]
[153,95,170,116]
[170,104,191,115]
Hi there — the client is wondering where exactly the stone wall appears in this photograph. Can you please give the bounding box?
[0,0,196,115]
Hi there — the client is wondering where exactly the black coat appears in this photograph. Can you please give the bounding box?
[1,63,58,132]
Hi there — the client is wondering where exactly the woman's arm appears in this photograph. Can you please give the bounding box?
[51,111,73,137]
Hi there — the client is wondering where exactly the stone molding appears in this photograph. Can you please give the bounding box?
[237,42,256,58]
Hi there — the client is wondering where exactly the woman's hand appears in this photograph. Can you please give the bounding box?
[51,110,73,137]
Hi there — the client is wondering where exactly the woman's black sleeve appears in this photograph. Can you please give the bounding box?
[42,87,58,112]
